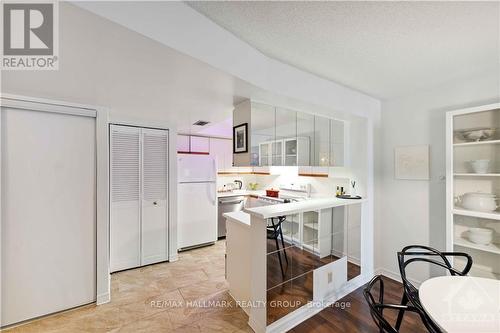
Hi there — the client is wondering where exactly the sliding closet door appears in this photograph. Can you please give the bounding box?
[110,125,141,272]
[1,107,96,326]
[141,128,168,265]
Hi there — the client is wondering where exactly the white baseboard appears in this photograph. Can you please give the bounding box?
[96,292,110,305]
[248,316,266,333]
[375,267,422,287]
[227,291,251,317]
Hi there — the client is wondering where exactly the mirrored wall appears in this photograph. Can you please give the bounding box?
[266,205,361,325]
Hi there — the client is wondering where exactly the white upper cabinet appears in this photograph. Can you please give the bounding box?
[190,136,210,153]
[210,138,232,171]
[314,116,331,167]
[233,100,346,167]
[330,119,345,167]
[252,102,275,166]
[177,134,190,153]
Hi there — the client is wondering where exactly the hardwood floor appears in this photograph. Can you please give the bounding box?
[290,276,428,333]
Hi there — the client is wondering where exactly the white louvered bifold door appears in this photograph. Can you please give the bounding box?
[141,128,169,265]
[110,125,141,272]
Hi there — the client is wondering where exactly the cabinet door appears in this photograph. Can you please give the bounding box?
[330,120,344,167]
[259,142,271,166]
[177,134,190,153]
[141,128,169,265]
[251,102,275,166]
[297,112,314,166]
[272,140,283,166]
[314,116,330,166]
[209,138,225,171]
[190,136,210,153]
[110,125,141,272]
[209,138,232,171]
[276,107,297,166]
[223,139,233,170]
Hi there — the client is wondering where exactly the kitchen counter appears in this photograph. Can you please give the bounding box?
[217,190,264,198]
[244,196,367,219]
[223,211,250,227]
[225,195,367,333]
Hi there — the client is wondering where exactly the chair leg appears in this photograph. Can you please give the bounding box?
[275,237,285,276]
[395,292,408,330]
[279,227,289,264]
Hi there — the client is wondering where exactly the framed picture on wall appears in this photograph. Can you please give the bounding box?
[394,144,430,180]
[233,123,248,153]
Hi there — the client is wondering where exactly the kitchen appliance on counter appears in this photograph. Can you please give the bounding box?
[234,180,243,190]
[218,195,245,238]
[178,155,217,250]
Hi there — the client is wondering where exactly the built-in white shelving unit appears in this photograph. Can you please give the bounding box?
[454,173,500,177]
[446,102,500,280]
[453,139,500,147]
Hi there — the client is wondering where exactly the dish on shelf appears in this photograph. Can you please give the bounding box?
[455,192,498,212]
[468,228,494,245]
[468,159,491,174]
[455,127,497,142]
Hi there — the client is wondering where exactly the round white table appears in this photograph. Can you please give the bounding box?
[419,276,500,333]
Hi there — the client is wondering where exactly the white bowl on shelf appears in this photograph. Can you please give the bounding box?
[469,160,490,174]
[456,192,498,212]
[468,227,493,245]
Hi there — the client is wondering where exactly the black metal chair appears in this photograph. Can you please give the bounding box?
[395,245,473,332]
[364,275,429,333]
[267,216,288,276]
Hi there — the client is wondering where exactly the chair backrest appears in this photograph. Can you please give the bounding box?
[363,275,399,333]
[267,216,286,237]
[398,245,472,294]
[397,245,472,315]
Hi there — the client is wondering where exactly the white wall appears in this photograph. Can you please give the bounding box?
[377,73,500,283]
[0,3,243,132]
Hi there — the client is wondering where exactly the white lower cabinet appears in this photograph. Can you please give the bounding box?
[110,125,169,272]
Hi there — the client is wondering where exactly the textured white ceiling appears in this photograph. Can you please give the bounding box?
[188,1,500,99]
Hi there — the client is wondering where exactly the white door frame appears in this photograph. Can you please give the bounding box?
[108,114,178,264]
[0,94,111,311]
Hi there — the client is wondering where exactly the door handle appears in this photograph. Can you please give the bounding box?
[219,200,244,205]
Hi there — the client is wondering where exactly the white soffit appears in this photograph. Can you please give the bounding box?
[72,1,381,119]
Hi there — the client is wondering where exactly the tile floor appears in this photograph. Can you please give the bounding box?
[5,241,252,333]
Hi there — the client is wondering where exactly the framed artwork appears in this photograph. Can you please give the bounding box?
[233,123,248,153]
[395,145,430,180]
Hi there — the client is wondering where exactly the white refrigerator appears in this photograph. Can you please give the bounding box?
[177,154,217,249]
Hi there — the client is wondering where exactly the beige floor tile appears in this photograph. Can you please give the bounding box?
[179,276,228,302]
[5,241,254,333]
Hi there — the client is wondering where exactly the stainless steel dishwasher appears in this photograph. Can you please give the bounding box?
[218,196,245,238]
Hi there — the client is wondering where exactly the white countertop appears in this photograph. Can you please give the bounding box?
[223,211,251,227]
[420,276,500,333]
[244,196,366,219]
[217,190,264,198]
